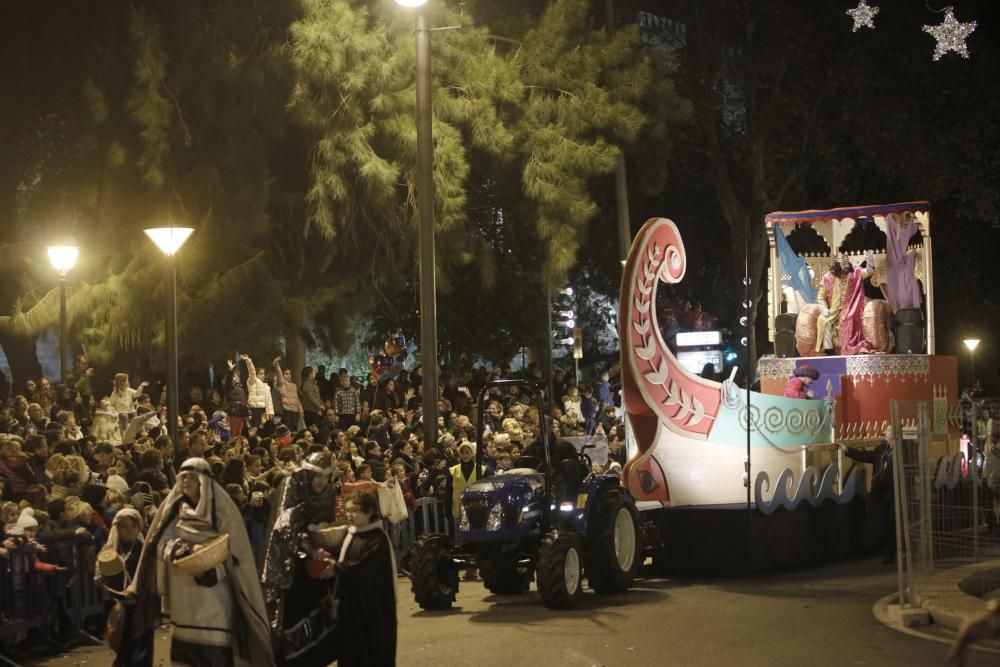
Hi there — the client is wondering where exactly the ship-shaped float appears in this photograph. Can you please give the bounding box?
[619,203,958,570]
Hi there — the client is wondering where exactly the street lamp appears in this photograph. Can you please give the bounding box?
[144,226,194,447]
[964,338,981,389]
[397,0,438,447]
[47,246,79,380]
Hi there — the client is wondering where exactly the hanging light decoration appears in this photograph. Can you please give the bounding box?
[923,7,977,61]
[846,0,879,32]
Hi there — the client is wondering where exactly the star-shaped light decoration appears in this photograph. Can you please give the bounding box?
[846,1,879,32]
[923,7,977,61]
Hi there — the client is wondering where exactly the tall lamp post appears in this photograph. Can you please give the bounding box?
[964,338,981,390]
[144,226,194,447]
[397,0,439,447]
[47,246,79,381]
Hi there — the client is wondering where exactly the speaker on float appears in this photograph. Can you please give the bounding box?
[893,308,925,354]
[774,313,799,358]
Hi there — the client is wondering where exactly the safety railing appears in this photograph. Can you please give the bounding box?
[396,497,451,564]
[892,397,1000,617]
[0,544,105,667]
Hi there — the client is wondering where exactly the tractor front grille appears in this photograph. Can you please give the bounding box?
[463,498,494,530]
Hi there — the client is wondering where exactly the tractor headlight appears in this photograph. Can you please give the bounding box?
[486,503,503,531]
[459,505,470,531]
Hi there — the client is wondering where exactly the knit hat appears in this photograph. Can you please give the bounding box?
[458,441,475,454]
[16,508,38,530]
[793,365,820,381]
[106,475,129,495]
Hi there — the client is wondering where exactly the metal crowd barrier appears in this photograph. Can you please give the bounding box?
[0,544,105,667]
[396,497,451,564]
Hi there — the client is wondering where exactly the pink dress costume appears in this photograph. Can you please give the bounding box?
[816,255,874,355]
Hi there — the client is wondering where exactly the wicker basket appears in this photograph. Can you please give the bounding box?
[172,534,230,575]
[310,524,349,552]
[97,549,125,577]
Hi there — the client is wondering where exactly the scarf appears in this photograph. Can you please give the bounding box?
[101,508,144,595]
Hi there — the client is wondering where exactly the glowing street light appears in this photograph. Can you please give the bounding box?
[145,225,194,446]
[964,338,981,389]
[47,246,79,380]
[396,0,439,446]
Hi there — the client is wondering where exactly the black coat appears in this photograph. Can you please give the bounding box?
[845,441,893,499]
[333,528,396,667]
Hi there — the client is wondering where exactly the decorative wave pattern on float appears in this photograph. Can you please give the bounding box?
[754,464,868,515]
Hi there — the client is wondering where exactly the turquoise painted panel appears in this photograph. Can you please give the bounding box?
[708,385,834,448]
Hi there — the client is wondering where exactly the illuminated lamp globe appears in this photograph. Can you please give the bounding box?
[144,227,194,256]
[395,0,427,6]
[964,338,980,352]
[47,246,79,275]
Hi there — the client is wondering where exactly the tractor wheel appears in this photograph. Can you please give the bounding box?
[585,489,640,594]
[483,566,532,595]
[536,531,583,609]
[409,534,458,610]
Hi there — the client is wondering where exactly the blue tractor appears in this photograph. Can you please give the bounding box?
[409,379,640,610]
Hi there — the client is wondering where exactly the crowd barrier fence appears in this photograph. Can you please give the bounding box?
[0,544,105,667]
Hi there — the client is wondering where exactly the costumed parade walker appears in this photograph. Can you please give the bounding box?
[616,204,961,571]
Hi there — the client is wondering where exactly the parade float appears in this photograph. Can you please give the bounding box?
[619,203,959,570]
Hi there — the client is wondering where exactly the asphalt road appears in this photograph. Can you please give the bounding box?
[23,556,1000,666]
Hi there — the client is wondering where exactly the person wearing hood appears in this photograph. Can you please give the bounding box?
[130,457,274,667]
[261,452,339,666]
[96,508,153,667]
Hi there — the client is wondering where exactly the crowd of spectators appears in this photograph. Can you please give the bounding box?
[0,351,625,656]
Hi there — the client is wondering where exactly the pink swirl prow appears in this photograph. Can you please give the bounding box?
[619,219,723,456]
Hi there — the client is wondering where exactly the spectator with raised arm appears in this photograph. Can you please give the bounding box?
[273,357,302,431]
[242,355,273,430]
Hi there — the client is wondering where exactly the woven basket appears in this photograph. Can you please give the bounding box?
[172,534,230,575]
[97,549,125,577]
[310,524,349,552]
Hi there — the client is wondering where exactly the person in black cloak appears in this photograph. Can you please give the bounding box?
[96,508,153,667]
[330,489,397,667]
[261,451,340,666]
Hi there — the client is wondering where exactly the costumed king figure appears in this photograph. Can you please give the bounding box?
[129,458,275,667]
[784,365,820,400]
[816,251,875,355]
[261,452,341,666]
